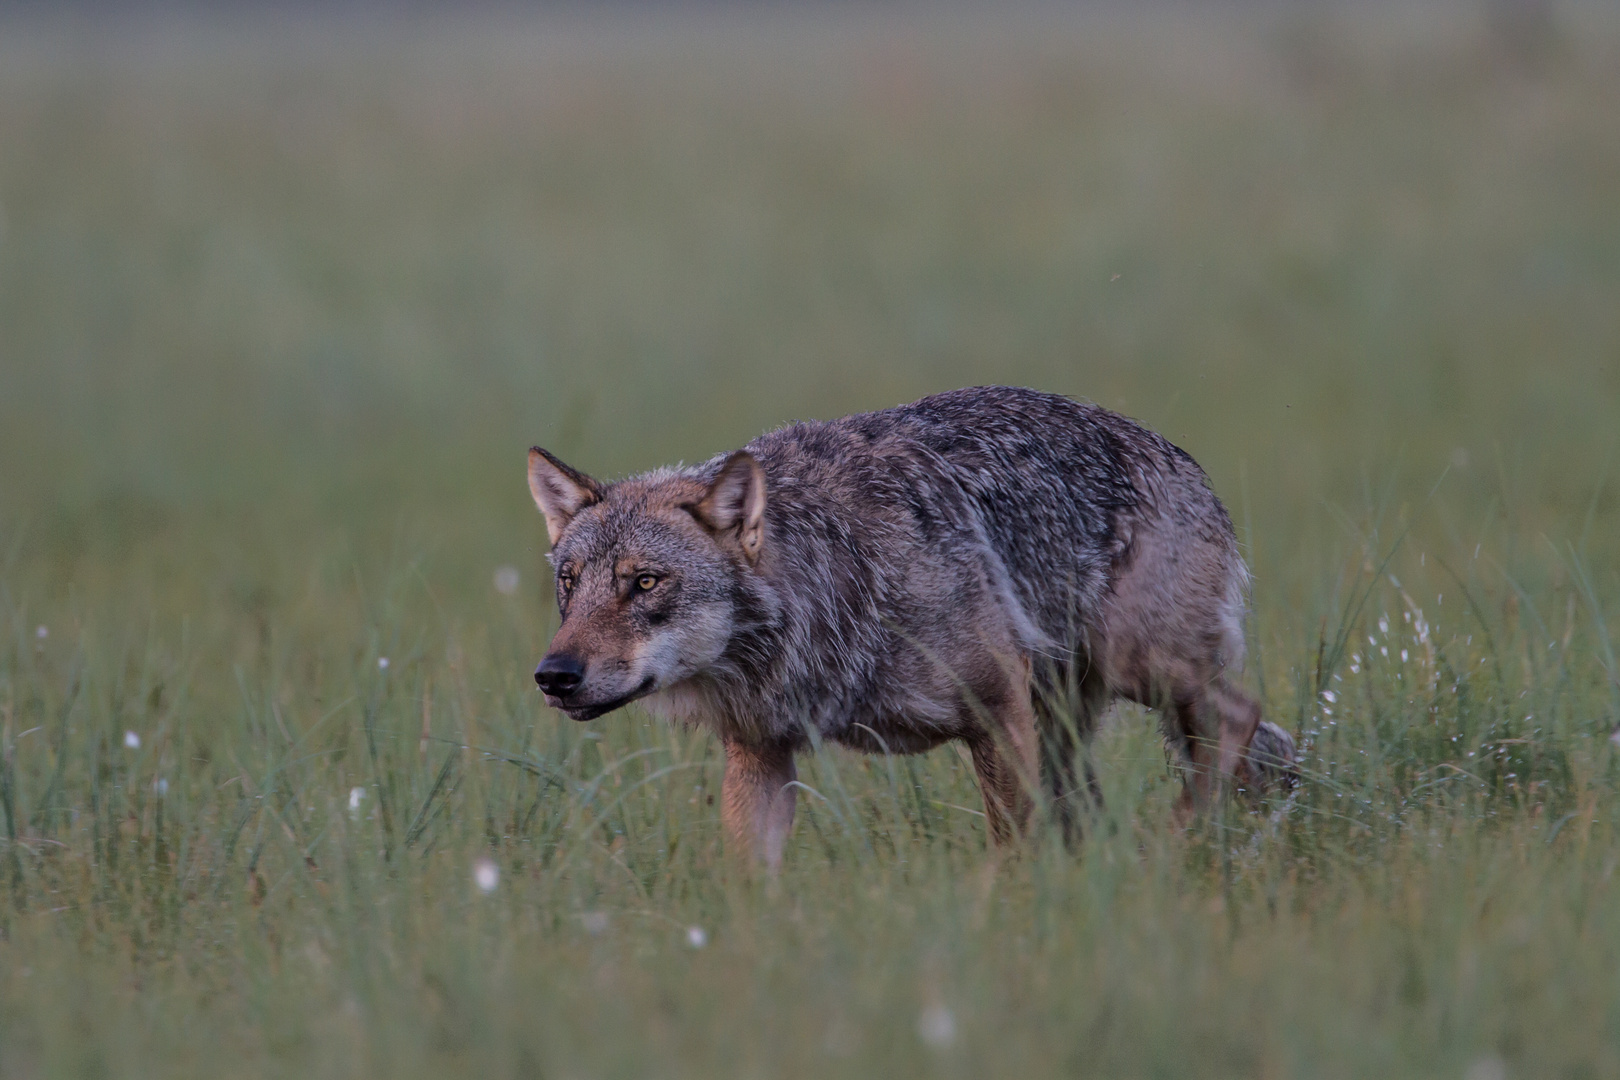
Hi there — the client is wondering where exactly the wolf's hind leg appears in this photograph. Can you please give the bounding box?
[1208,678,1262,787]
[1163,677,1263,824]
[967,736,1035,845]
[1038,721,1096,848]
[966,657,1042,846]
[1037,676,1106,848]
[721,739,797,870]
[1161,692,1209,826]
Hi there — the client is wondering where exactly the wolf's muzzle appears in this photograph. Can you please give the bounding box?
[535,653,586,697]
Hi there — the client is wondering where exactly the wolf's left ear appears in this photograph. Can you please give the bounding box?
[689,451,767,565]
[528,447,603,546]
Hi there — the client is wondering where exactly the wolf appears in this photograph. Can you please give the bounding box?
[527,386,1295,867]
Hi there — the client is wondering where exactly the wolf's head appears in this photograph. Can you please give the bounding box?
[526,446,767,721]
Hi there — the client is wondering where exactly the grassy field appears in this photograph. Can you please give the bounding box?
[2,5,1620,1077]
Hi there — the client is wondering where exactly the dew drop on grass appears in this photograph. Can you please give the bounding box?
[494,566,521,595]
[686,925,708,949]
[377,657,390,671]
[124,730,140,750]
[473,857,499,894]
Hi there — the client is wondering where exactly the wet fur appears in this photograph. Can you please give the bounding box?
[529,386,1295,864]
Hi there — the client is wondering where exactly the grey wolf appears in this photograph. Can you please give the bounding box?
[527,386,1295,867]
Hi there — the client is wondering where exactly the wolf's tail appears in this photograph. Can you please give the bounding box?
[1220,551,1298,791]
[1247,720,1299,791]
[1218,551,1251,674]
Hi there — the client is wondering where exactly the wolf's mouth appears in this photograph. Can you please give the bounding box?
[557,676,657,722]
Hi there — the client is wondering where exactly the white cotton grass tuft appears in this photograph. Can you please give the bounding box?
[685,925,708,949]
[473,857,500,894]
[124,730,141,750]
[493,566,521,596]
[917,1003,957,1049]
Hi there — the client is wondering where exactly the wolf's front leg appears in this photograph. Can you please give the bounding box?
[720,739,797,870]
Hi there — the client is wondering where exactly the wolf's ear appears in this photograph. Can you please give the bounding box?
[528,447,603,546]
[688,451,767,565]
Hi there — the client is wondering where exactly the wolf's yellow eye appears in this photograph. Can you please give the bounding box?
[634,574,659,593]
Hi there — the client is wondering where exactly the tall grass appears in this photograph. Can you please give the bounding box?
[1,6,1619,1077]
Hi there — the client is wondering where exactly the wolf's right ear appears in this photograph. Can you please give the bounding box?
[528,447,603,546]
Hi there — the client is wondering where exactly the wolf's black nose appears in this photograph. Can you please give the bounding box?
[535,654,585,697]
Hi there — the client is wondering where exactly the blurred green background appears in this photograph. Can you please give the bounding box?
[5,5,1617,606]
[1,4,1619,1077]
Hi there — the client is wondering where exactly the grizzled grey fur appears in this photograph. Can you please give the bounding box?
[527,386,1295,866]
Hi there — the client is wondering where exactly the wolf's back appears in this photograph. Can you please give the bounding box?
[829,386,1244,656]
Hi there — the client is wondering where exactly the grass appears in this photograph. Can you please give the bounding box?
[2,4,1620,1076]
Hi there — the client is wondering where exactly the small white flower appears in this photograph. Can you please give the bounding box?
[493,566,521,596]
[377,656,390,670]
[917,1003,957,1049]
[124,730,141,750]
[686,925,708,949]
[153,777,169,796]
[581,911,610,935]
[1465,1055,1508,1080]
[348,786,366,812]
[473,857,500,894]
[35,625,48,640]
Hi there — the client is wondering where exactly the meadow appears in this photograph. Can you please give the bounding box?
[2,5,1620,1076]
